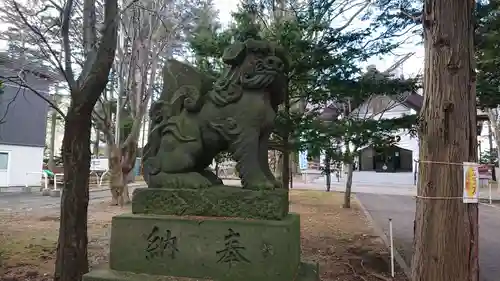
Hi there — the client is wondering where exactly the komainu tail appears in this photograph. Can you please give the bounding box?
[161,59,216,116]
[142,60,215,184]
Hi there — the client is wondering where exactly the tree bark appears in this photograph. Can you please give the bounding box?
[411,0,479,280]
[93,126,100,156]
[325,154,331,191]
[54,105,92,281]
[487,109,500,189]
[47,95,59,171]
[281,148,290,189]
[343,161,353,208]
[108,143,124,206]
[488,121,496,181]
[53,0,117,276]
[108,142,135,206]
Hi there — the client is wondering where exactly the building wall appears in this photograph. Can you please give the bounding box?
[0,144,44,187]
[347,96,419,173]
[377,106,419,173]
[0,67,52,147]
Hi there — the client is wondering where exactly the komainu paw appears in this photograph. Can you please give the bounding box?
[148,172,212,189]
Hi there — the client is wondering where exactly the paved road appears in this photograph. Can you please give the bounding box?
[357,193,500,281]
[0,183,148,213]
[0,188,119,213]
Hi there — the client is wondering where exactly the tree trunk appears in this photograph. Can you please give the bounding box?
[93,127,100,156]
[108,143,124,206]
[281,72,291,190]
[47,104,58,171]
[487,109,500,189]
[325,155,331,191]
[343,162,353,208]
[290,153,297,175]
[488,121,496,181]
[122,171,131,202]
[281,150,290,189]
[108,144,132,206]
[54,105,92,281]
[108,140,137,206]
[411,0,479,280]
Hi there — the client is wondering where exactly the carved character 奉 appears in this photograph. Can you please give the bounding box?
[142,38,288,190]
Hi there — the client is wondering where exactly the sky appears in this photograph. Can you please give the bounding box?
[0,0,424,76]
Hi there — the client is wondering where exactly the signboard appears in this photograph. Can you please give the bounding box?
[298,150,308,170]
[91,158,109,171]
[463,162,479,203]
[478,164,492,180]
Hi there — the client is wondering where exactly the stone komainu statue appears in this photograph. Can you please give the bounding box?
[142,38,289,190]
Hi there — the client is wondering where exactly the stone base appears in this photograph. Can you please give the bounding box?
[109,213,300,281]
[83,262,319,281]
[49,189,61,197]
[132,186,289,220]
[41,188,51,196]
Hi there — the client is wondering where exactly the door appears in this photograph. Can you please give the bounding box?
[0,152,9,187]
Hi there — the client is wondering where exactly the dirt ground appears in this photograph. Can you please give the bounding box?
[0,190,408,281]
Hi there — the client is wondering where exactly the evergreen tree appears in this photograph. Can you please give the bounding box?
[188,0,419,196]
[476,0,500,109]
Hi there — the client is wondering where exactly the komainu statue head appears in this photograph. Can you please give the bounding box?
[210,38,289,111]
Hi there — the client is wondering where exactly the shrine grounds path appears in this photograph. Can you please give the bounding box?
[0,183,146,214]
[356,193,500,281]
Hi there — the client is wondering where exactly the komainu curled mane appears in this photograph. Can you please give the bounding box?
[142,38,289,190]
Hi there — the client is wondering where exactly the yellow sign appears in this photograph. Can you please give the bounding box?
[463,162,479,203]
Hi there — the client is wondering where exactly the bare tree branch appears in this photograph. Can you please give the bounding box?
[0,85,23,124]
[77,0,118,106]
[83,0,97,57]
[60,0,77,88]
[335,0,371,33]
[0,75,67,118]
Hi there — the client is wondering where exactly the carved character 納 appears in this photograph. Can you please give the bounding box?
[145,225,179,260]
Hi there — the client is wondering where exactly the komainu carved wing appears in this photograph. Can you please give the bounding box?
[161,59,216,116]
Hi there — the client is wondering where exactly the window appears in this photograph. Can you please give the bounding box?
[0,152,8,170]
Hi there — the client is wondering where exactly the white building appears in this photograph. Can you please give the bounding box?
[316,93,489,187]
[347,93,421,185]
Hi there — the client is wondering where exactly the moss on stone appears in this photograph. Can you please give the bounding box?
[108,213,301,281]
[131,186,289,220]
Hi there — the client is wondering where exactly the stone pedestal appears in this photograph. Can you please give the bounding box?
[131,186,289,220]
[83,186,319,281]
[49,189,61,197]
